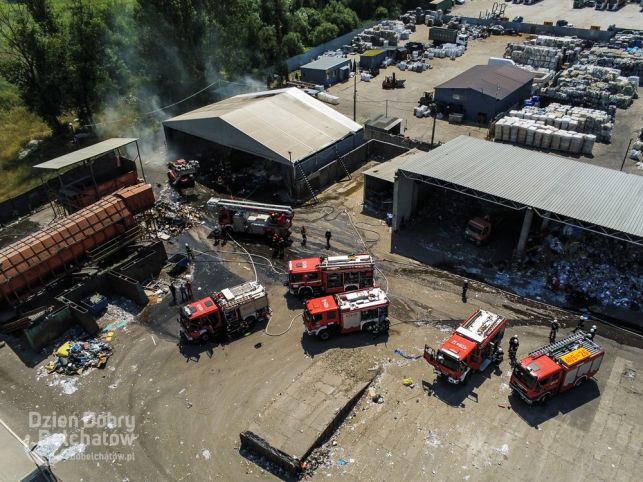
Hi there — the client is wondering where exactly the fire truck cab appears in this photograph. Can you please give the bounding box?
[303,287,389,341]
[179,282,269,342]
[424,309,507,384]
[287,254,375,298]
[510,331,604,404]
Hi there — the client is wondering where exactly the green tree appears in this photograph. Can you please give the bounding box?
[374,6,388,19]
[311,21,338,45]
[282,31,304,56]
[0,1,68,133]
[67,0,116,125]
[135,0,210,106]
[321,0,358,35]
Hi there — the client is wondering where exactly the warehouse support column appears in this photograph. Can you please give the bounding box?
[516,208,534,256]
[392,172,413,232]
[541,212,551,230]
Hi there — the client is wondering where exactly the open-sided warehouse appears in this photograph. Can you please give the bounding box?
[393,136,643,254]
[162,88,364,198]
[434,64,534,124]
[363,149,417,215]
[300,56,351,87]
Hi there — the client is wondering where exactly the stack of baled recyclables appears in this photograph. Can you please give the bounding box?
[492,103,614,155]
[505,36,583,71]
[0,184,155,302]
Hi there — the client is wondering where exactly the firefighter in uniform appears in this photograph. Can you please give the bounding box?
[549,319,560,343]
[508,335,519,365]
[588,325,597,340]
[574,314,588,333]
[300,226,307,246]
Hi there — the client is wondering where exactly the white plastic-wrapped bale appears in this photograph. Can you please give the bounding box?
[582,134,596,155]
[551,131,562,151]
[560,132,572,152]
[526,126,537,146]
[541,129,552,150]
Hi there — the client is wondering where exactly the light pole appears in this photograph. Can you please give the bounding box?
[620,138,634,172]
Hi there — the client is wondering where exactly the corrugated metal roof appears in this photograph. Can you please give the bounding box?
[399,136,643,238]
[34,138,138,170]
[364,149,420,183]
[163,88,362,165]
[301,56,350,71]
[435,65,534,100]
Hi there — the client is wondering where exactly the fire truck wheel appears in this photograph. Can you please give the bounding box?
[575,376,587,387]
[299,287,314,299]
[244,316,257,329]
[345,285,358,292]
[201,334,210,343]
[539,393,551,404]
[317,330,331,341]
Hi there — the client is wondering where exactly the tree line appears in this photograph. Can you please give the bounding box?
[0,0,419,134]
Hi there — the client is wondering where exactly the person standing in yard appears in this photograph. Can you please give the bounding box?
[179,283,188,303]
[169,284,177,304]
[185,279,193,299]
[462,280,469,303]
[325,230,332,250]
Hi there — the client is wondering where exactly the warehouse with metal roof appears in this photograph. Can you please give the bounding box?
[162,87,364,198]
[434,65,534,124]
[300,56,352,86]
[393,136,643,252]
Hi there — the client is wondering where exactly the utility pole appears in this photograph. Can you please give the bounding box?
[385,99,388,117]
[353,70,357,122]
[620,138,633,171]
[430,103,437,148]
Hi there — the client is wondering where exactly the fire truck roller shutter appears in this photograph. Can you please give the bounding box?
[563,367,579,387]
[342,311,361,330]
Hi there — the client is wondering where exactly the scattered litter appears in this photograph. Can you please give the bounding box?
[33,433,66,460]
[394,348,422,360]
[495,444,510,457]
[402,377,414,388]
[108,379,121,389]
[426,430,442,447]
[201,449,211,460]
[372,395,384,404]
[623,368,636,380]
[254,342,262,349]
[336,459,348,466]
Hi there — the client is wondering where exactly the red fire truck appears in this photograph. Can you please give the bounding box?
[510,331,604,404]
[179,281,269,342]
[424,309,507,384]
[303,287,389,341]
[287,254,375,297]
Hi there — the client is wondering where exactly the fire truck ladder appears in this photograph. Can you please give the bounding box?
[295,161,318,203]
[334,145,352,180]
[528,331,590,359]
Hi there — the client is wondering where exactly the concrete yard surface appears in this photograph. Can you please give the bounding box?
[310,325,643,482]
[453,0,643,30]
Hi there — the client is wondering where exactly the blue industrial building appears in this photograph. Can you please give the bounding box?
[300,57,351,87]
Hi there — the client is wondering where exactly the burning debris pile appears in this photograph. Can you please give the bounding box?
[521,229,643,310]
[153,198,203,240]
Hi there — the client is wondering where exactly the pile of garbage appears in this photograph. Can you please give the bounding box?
[607,32,643,49]
[520,228,643,310]
[44,339,113,375]
[541,65,637,109]
[154,199,203,239]
[424,43,465,59]
[579,47,643,81]
[503,103,613,141]
[506,43,565,70]
[533,35,584,50]
[353,20,409,50]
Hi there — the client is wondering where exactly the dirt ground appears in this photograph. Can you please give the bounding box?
[1,170,642,482]
[453,0,643,30]
[326,24,643,176]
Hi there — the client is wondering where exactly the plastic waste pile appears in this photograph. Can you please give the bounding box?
[425,43,465,59]
[506,43,564,70]
[607,32,643,49]
[353,20,410,49]
[505,36,582,71]
[579,47,643,81]
[44,339,113,375]
[153,194,203,240]
[540,65,637,109]
[504,103,613,140]
[493,117,597,155]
